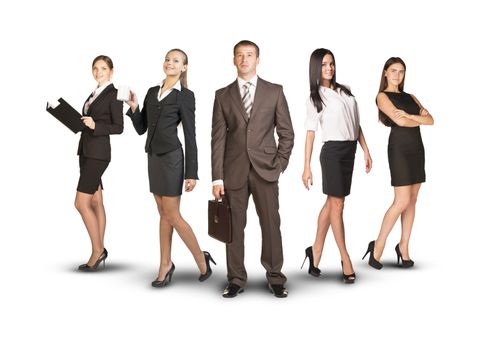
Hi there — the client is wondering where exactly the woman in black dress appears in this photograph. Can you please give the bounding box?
[126,49,215,287]
[75,55,124,271]
[363,57,434,269]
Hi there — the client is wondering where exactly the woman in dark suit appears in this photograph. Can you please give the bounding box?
[363,57,434,269]
[75,55,124,271]
[126,49,215,287]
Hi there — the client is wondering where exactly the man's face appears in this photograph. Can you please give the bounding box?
[233,45,259,78]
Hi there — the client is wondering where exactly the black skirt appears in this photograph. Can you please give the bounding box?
[148,147,184,197]
[77,156,109,194]
[388,127,425,186]
[320,140,357,197]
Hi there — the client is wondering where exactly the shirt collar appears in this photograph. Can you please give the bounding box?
[320,85,343,95]
[237,75,258,89]
[94,81,112,95]
[159,79,182,91]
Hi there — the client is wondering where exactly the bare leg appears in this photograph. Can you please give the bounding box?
[399,184,421,260]
[153,194,174,281]
[90,186,106,247]
[154,195,206,278]
[328,196,354,276]
[75,190,105,266]
[312,200,331,267]
[374,185,412,260]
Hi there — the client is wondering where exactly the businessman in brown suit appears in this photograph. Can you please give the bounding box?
[211,40,294,298]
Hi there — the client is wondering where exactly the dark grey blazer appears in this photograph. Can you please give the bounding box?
[77,84,124,161]
[127,86,198,180]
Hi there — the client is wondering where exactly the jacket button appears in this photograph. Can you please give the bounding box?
[247,148,251,151]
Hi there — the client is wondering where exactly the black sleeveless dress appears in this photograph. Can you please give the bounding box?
[383,91,425,186]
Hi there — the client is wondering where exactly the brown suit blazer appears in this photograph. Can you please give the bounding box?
[211,78,294,190]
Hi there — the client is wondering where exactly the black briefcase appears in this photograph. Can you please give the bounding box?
[208,196,232,244]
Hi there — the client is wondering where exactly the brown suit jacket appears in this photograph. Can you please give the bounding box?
[211,78,294,190]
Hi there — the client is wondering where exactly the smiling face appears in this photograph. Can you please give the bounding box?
[163,50,187,78]
[233,45,259,80]
[92,59,112,86]
[321,54,335,88]
[384,62,405,90]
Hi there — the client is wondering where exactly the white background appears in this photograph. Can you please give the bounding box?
[1,0,495,348]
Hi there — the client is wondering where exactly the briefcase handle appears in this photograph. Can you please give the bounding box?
[214,195,229,206]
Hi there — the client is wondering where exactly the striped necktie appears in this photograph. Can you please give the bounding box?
[241,82,252,117]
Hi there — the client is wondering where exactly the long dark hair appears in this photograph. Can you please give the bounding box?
[309,48,353,113]
[167,48,189,88]
[378,57,406,125]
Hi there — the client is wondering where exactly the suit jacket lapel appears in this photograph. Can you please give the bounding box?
[88,84,114,114]
[250,78,265,118]
[228,81,248,123]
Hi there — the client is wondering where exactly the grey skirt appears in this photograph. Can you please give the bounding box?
[148,147,184,197]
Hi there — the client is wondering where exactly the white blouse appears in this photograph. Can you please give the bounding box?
[305,86,360,142]
[158,79,182,101]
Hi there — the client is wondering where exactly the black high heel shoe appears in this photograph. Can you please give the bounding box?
[151,263,175,287]
[395,244,414,268]
[78,248,108,272]
[301,246,321,277]
[362,241,383,270]
[341,261,356,284]
[199,251,216,282]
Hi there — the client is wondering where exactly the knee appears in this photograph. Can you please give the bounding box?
[90,196,103,210]
[162,209,182,227]
[393,197,411,212]
[327,197,345,216]
[74,199,81,211]
[328,197,345,215]
[410,194,418,206]
[74,198,88,212]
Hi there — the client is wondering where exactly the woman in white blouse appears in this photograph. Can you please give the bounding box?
[301,48,372,283]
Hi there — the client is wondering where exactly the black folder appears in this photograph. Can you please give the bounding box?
[46,98,85,133]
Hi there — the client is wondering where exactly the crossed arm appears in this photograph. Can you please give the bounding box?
[376,92,434,127]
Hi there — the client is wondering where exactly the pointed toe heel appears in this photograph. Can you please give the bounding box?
[362,241,383,270]
[152,263,175,287]
[395,244,414,268]
[78,248,108,272]
[301,246,321,277]
[199,251,216,282]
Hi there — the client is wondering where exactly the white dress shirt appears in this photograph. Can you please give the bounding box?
[158,79,182,101]
[94,81,112,97]
[237,75,258,105]
[305,86,360,142]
